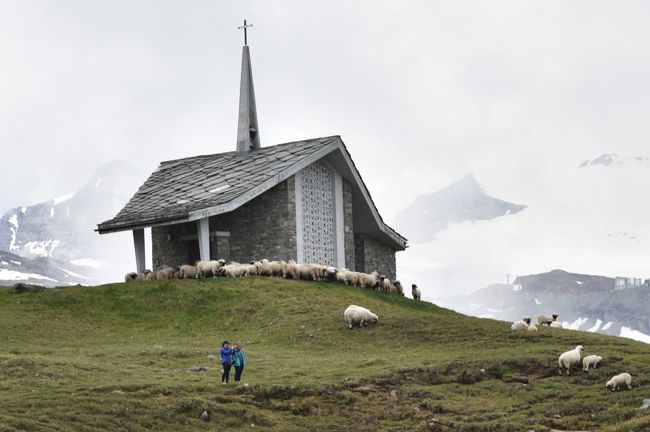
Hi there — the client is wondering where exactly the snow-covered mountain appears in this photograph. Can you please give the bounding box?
[443,269,650,343]
[393,173,526,244]
[0,159,147,285]
[0,250,92,287]
[580,153,650,168]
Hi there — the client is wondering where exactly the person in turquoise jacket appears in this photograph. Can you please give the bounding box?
[220,341,236,384]
[232,342,247,384]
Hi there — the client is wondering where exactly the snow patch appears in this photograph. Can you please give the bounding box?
[20,207,27,214]
[50,207,54,218]
[57,266,91,280]
[52,191,76,205]
[95,178,103,187]
[0,269,57,282]
[23,240,60,257]
[576,280,584,285]
[587,319,602,332]
[620,326,650,344]
[10,260,21,266]
[0,261,7,265]
[512,284,522,291]
[8,214,19,251]
[602,321,613,331]
[69,258,102,268]
[534,298,541,305]
[66,206,70,217]
[565,317,589,330]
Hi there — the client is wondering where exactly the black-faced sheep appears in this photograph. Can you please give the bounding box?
[558,345,583,375]
[343,305,379,329]
[393,280,404,296]
[124,272,138,283]
[412,284,421,301]
[606,373,632,391]
[538,314,559,326]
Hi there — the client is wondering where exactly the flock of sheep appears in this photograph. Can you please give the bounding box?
[124,258,422,300]
[511,313,634,392]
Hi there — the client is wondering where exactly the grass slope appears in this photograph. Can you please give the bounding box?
[1,278,650,431]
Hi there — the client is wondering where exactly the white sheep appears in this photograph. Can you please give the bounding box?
[606,373,632,391]
[124,272,137,283]
[378,276,392,293]
[511,317,531,331]
[583,354,602,372]
[284,260,299,279]
[358,271,379,289]
[527,324,538,332]
[335,270,347,285]
[343,305,379,329]
[179,265,198,279]
[145,271,157,281]
[341,269,360,287]
[538,314,559,326]
[412,284,421,300]
[253,259,272,277]
[325,266,338,282]
[549,321,563,328]
[156,267,175,280]
[268,260,287,277]
[558,345,583,375]
[222,263,256,277]
[135,270,152,281]
[296,264,325,281]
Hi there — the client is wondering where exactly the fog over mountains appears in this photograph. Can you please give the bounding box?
[0,160,147,286]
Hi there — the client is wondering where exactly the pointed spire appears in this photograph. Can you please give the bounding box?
[236,20,260,154]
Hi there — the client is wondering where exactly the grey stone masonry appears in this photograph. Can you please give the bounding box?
[353,234,397,280]
[152,178,297,268]
[343,179,355,270]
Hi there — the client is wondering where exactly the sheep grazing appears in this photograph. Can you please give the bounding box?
[252,259,272,277]
[296,264,326,281]
[268,260,287,277]
[549,321,563,329]
[583,354,602,372]
[606,373,632,391]
[156,267,175,280]
[343,305,379,329]
[527,324,538,332]
[358,271,379,289]
[538,313,559,326]
[145,271,157,281]
[412,284,421,301]
[511,317,531,331]
[558,345,583,375]
[325,266,338,282]
[179,265,198,279]
[124,272,138,283]
[284,261,299,279]
[135,270,152,281]
[340,269,360,287]
[394,280,404,296]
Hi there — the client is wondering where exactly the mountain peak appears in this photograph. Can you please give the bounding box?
[394,174,526,244]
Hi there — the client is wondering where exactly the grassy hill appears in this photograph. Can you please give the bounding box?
[1,278,650,431]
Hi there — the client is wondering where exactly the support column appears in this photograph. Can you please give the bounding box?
[132,228,146,273]
[197,218,210,261]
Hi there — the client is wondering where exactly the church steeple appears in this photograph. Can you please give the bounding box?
[236,20,260,154]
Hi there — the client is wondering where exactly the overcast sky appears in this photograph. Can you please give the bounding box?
[2,0,650,221]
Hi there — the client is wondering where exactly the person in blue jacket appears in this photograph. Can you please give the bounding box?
[232,342,247,384]
[220,341,235,384]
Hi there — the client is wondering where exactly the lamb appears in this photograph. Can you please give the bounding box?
[538,314,559,326]
[412,284,421,300]
[511,317,531,331]
[558,345,583,375]
[527,324,538,332]
[606,373,632,391]
[179,265,198,279]
[583,354,602,372]
[343,305,379,329]
[124,272,138,283]
[549,321,563,328]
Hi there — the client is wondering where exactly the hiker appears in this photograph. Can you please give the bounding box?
[233,342,247,384]
[220,341,236,384]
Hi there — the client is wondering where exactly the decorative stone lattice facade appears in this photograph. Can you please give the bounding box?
[354,234,397,280]
[298,162,336,266]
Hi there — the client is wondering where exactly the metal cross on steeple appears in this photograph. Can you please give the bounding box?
[238,20,253,46]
